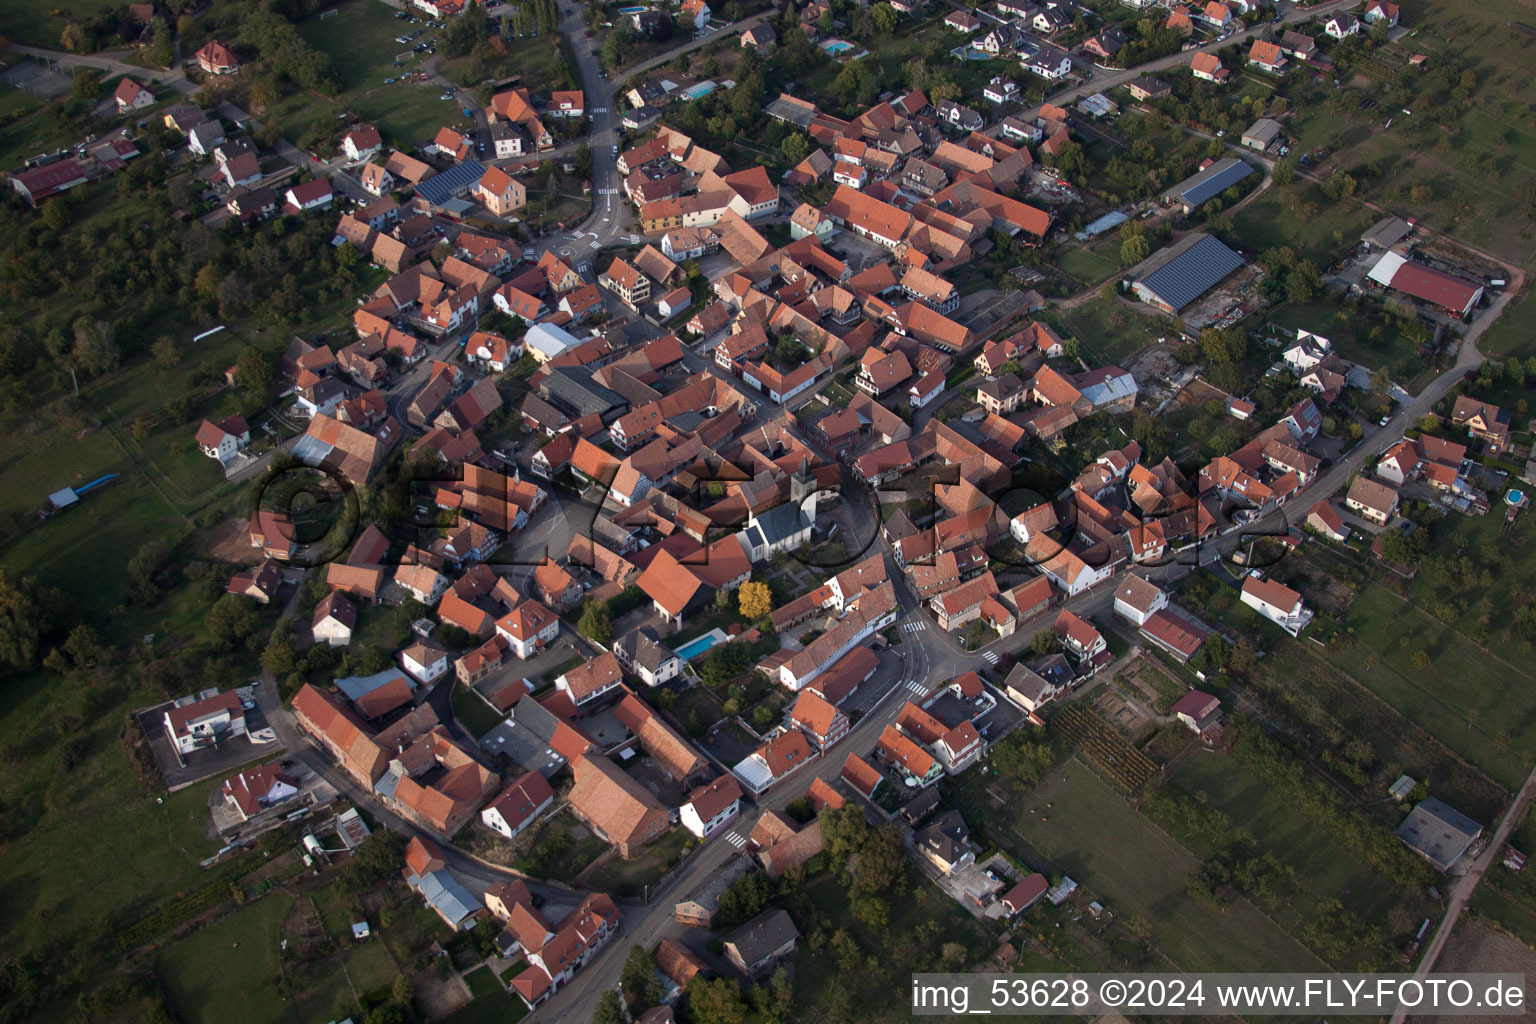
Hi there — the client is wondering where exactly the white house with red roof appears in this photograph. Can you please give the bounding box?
[680,774,743,838]
[222,762,299,820]
[283,178,334,215]
[195,414,251,461]
[480,770,555,840]
[164,690,247,755]
[1240,575,1313,636]
[195,39,241,75]
[114,77,155,112]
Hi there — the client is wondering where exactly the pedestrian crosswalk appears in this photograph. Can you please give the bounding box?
[596,187,619,195]
[901,621,926,633]
[722,830,747,848]
[905,679,929,694]
[592,106,609,113]
[981,651,1000,665]
[577,262,591,274]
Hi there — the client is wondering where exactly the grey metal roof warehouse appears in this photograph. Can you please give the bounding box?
[1162,157,1255,210]
[1395,796,1483,873]
[1132,233,1246,313]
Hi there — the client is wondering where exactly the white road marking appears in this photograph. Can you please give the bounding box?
[982,651,999,665]
[723,831,747,847]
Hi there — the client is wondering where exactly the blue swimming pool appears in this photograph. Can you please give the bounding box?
[676,633,723,660]
[617,5,646,13]
[821,39,854,54]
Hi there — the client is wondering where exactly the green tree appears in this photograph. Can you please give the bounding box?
[870,2,898,33]
[689,977,750,1024]
[1029,629,1056,656]
[71,318,120,376]
[621,944,662,1004]
[578,598,612,644]
[593,990,625,1024]
[349,830,404,886]
[574,142,592,180]
[781,133,809,163]
[1200,325,1247,363]
[1120,231,1150,266]
[236,345,278,398]
[61,624,106,667]
[145,16,175,66]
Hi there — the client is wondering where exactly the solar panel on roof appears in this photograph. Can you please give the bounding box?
[1169,157,1255,209]
[415,158,486,204]
[1136,234,1245,312]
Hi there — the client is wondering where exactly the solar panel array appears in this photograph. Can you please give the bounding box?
[1170,157,1255,209]
[1136,234,1246,313]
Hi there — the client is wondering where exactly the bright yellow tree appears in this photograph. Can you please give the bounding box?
[738,580,772,621]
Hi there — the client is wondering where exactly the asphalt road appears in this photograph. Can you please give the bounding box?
[11,43,198,94]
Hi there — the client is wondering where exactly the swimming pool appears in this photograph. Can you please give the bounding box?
[676,630,726,660]
[1508,489,1526,506]
[821,39,854,54]
[617,5,646,13]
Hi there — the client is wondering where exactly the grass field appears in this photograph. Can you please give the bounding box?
[0,0,119,47]
[1049,299,1166,367]
[1276,0,1536,265]
[1332,582,1533,791]
[283,0,471,151]
[291,939,401,1024]
[158,894,297,1024]
[1055,244,1121,288]
[1230,183,1377,267]
[965,758,1327,972]
[1171,753,1426,938]
[0,669,224,958]
[452,681,506,739]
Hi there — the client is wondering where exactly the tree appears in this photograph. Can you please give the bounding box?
[820,803,871,860]
[1200,325,1246,364]
[152,336,178,370]
[61,624,106,667]
[578,598,612,644]
[1272,158,1295,186]
[71,318,120,376]
[593,990,626,1024]
[1411,649,1430,671]
[1370,365,1393,394]
[1120,231,1150,267]
[349,830,404,886]
[236,345,277,398]
[71,71,98,103]
[689,977,750,1024]
[738,580,772,621]
[1029,629,1056,656]
[144,16,175,67]
[389,976,414,1008]
[621,944,662,1004]
[781,133,809,163]
[715,870,774,928]
[574,142,592,180]
[1380,528,1426,564]
[0,570,57,671]
[870,2,898,34]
